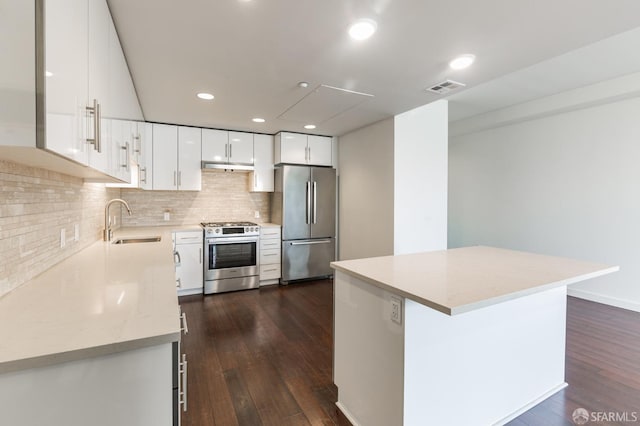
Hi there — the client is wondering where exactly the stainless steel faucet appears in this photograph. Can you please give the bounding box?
[104,199,132,241]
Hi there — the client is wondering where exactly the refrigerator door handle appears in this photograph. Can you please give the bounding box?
[313,181,317,224]
[306,181,312,224]
[289,239,332,246]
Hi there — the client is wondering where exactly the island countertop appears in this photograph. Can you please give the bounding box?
[0,225,199,374]
[330,246,619,315]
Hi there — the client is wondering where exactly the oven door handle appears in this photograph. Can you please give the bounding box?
[206,237,258,244]
[289,239,332,246]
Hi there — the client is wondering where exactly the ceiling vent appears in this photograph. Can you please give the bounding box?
[426,79,466,94]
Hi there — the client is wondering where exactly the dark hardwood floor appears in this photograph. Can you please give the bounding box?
[179,281,640,426]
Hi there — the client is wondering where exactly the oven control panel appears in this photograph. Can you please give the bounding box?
[204,225,260,237]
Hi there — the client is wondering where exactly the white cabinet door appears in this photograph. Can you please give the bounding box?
[177,126,202,191]
[278,132,308,164]
[152,124,178,190]
[44,0,89,166]
[201,128,228,163]
[138,122,153,190]
[175,231,203,296]
[228,131,254,164]
[249,134,274,192]
[307,135,332,166]
[88,0,110,116]
[107,16,143,121]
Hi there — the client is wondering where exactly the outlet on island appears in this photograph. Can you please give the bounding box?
[164,211,170,221]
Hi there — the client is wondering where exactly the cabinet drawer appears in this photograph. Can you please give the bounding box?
[174,231,202,244]
[260,239,281,250]
[260,263,281,280]
[260,248,281,264]
[260,227,281,239]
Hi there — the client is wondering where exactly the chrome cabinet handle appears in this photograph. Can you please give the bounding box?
[308,146,311,163]
[179,354,188,412]
[181,312,189,334]
[173,171,177,187]
[86,99,101,152]
[178,171,182,187]
[174,250,181,265]
[134,134,141,154]
[140,167,147,183]
[263,253,278,256]
[176,277,181,288]
[199,247,202,264]
[263,267,278,272]
[121,142,130,172]
[313,181,317,224]
[225,144,228,158]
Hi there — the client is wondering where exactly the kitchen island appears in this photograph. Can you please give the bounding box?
[330,246,618,426]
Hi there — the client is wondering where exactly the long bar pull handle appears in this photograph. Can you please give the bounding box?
[180,354,188,412]
[290,239,332,246]
[121,142,130,172]
[96,101,101,153]
[140,167,147,183]
[181,312,189,335]
[199,247,202,264]
[86,99,100,152]
[306,181,311,224]
[229,143,232,159]
[174,250,181,266]
[173,171,177,187]
[134,133,141,154]
[313,181,317,224]
[225,144,228,159]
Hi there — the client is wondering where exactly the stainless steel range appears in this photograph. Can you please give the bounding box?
[201,222,260,294]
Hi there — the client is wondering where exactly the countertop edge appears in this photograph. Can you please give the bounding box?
[331,260,620,316]
[0,331,181,375]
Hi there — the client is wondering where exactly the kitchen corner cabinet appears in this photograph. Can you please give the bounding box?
[249,134,274,192]
[202,129,254,165]
[259,225,281,285]
[153,124,202,191]
[274,132,332,166]
[173,231,204,296]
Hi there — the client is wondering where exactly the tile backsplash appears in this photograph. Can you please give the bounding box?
[0,160,120,297]
[121,169,271,226]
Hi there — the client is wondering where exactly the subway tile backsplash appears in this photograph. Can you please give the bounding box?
[0,160,120,297]
[121,169,271,226]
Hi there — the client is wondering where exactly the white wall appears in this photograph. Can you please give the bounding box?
[338,118,394,260]
[394,100,448,255]
[449,95,640,311]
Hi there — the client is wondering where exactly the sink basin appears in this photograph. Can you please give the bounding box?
[112,236,161,245]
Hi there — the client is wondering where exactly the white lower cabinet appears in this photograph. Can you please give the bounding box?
[259,225,281,285]
[0,342,179,426]
[173,231,204,296]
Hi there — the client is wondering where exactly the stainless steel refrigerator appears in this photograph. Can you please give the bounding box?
[272,165,336,283]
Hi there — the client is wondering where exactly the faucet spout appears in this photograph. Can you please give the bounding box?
[104,199,133,241]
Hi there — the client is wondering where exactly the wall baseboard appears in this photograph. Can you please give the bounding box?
[568,288,640,313]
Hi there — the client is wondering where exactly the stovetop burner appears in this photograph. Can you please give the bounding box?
[200,221,258,227]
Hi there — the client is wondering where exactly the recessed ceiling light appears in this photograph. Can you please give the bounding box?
[304,124,316,130]
[252,118,265,123]
[348,19,377,41]
[197,92,214,100]
[298,81,309,88]
[45,71,53,77]
[449,54,476,70]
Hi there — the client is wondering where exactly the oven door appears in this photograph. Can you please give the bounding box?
[205,236,259,281]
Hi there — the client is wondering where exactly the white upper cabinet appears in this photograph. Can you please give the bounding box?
[152,124,178,190]
[44,0,89,166]
[178,126,202,191]
[249,134,274,192]
[152,124,201,191]
[228,131,254,164]
[107,17,143,121]
[201,129,228,163]
[307,135,332,166]
[202,129,253,165]
[274,132,332,166]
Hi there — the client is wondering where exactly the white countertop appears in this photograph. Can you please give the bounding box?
[331,246,619,315]
[0,225,197,374]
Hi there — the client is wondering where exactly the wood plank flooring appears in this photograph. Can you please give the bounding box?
[179,281,640,425]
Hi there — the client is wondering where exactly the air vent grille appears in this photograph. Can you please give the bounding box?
[426,79,466,94]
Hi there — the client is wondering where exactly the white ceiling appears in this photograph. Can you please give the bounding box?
[107,0,640,136]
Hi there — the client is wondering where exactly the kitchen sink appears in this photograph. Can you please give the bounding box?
[112,236,162,244]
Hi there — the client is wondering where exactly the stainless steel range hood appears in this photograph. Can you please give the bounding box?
[201,161,254,171]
